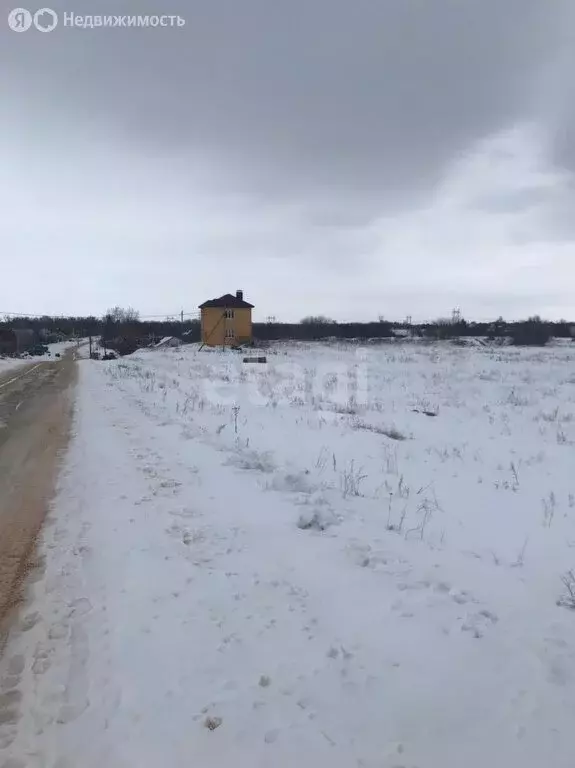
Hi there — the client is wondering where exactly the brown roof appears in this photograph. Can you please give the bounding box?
[198,293,254,309]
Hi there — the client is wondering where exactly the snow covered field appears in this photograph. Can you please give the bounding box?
[2,341,575,767]
[0,357,29,377]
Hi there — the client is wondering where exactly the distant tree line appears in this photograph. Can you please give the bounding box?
[1,309,573,349]
[254,317,394,341]
[420,315,573,346]
[259,315,573,346]
[0,311,202,346]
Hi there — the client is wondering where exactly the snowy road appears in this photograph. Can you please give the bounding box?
[0,356,76,632]
[2,346,575,767]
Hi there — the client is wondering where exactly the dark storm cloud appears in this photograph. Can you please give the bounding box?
[2,0,575,321]
[3,0,571,201]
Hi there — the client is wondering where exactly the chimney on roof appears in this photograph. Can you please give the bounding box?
[236,290,243,301]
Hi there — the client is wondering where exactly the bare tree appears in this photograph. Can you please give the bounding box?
[300,315,336,325]
[104,306,140,323]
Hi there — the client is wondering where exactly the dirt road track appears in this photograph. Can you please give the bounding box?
[0,354,77,644]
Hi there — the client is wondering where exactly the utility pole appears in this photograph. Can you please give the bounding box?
[181,309,184,324]
[89,334,93,358]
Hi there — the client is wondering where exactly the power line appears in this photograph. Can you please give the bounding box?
[0,310,201,320]
[0,311,65,317]
[138,311,200,319]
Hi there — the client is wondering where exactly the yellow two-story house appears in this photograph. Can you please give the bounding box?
[198,290,254,346]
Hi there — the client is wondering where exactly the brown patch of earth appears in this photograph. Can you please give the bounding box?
[0,353,77,648]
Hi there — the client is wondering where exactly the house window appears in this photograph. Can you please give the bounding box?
[225,328,235,338]
[224,309,235,319]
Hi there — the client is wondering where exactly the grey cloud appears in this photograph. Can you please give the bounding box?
[4,0,571,200]
[471,188,559,215]
[2,0,575,321]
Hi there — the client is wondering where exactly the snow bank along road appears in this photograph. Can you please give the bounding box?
[2,342,575,768]
[0,355,76,633]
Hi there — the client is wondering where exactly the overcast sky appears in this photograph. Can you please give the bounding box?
[2,0,574,322]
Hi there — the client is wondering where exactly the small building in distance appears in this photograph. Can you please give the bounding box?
[198,290,254,347]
